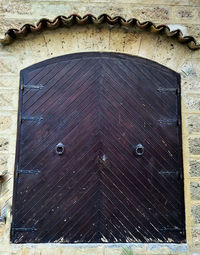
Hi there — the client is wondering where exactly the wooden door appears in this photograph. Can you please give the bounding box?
[11,52,185,243]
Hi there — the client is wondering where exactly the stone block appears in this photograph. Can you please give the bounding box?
[104,247,124,255]
[192,226,200,251]
[152,35,190,70]
[0,93,14,107]
[182,78,200,92]
[109,26,141,54]
[108,246,148,255]
[186,115,200,134]
[127,6,170,22]
[0,116,12,132]
[172,7,198,23]
[39,247,60,255]
[66,246,105,255]
[0,252,10,255]
[179,59,200,79]
[0,112,17,135]
[178,10,194,18]
[0,76,19,89]
[1,2,31,15]
[119,29,142,56]
[0,92,18,111]
[189,138,200,155]
[192,205,200,224]
[190,0,200,6]
[138,31,158,59]
[191,182,200,200]
[190,160,200,177]
[21,247,35,255]
[147,243,189,254]
[0,56,19,75]
[184,95,200,111]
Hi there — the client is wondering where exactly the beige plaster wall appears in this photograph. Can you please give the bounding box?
[0,1,200,255]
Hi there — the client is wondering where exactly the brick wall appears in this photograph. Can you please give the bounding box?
[0,1,200,254]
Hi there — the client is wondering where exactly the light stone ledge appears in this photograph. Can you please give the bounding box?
[0,243,189,255]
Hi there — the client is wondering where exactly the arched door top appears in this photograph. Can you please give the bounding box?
[21,52,179,76]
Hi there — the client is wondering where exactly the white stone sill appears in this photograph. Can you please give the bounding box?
[10,243,189,253]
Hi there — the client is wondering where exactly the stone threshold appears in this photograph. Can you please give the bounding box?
[10,243,189,254]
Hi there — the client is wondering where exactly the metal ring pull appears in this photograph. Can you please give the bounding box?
[56,142,64,155]
[135,144,144,156]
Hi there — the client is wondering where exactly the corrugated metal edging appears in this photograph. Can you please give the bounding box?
[0,14,199,50]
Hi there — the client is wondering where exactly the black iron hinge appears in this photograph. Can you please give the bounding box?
[159,170,183,180]
[158,119,181,126]
[21,84,44,91]
[21,115,43,123]
[12,227,37,232]
[159,170,179,176]
[17,169,41,175]
[159,227,185,235]
[157,88,180,95]
[11,226,37,237]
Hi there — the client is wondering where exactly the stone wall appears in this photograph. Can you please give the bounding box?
[0,1,200,254]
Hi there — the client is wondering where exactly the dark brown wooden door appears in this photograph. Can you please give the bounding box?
[11,52,185,243]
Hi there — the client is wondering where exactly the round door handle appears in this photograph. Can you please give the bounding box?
[56,142,64,155]
[135,144,144,156]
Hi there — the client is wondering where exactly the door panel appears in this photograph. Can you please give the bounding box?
[11,52,185,243]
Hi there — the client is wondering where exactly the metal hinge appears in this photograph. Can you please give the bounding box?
[157,88,180,94]
[159,170,179,176]
[159,170,184,180]
[158,119,180,126]
[21,116,43,122]
[21,84,44,91]
[17,169,40,175]
[12,227,37,233]
[159,227,185,235]
[160,227,184,231]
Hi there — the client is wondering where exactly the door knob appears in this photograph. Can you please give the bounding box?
[135,144,144,156]
[56,142,64,155]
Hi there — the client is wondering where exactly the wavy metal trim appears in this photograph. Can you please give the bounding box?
[0,14,200,50]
